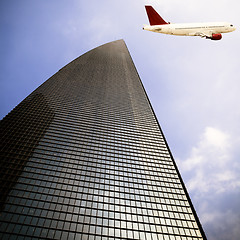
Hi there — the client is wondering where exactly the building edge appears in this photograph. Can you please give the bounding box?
[122,39,208,240]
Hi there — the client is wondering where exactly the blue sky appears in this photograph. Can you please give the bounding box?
[0,1,239,239]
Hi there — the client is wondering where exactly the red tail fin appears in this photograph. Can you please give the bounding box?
[145,6,168,25]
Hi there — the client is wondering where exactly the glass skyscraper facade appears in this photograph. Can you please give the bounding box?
[0,40,206,240]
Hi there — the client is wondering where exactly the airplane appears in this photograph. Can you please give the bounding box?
[143,6,236,40]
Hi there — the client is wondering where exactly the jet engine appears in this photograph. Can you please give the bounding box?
[208,33,222,40]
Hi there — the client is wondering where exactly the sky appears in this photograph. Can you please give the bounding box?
[0,0,239,239]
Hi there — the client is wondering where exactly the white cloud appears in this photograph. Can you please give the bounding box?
[176,127,240,239]
[177,127,240,194]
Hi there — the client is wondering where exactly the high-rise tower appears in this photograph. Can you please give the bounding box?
[0,40,206,239]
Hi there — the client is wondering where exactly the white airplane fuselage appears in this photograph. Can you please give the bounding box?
[143,22,236,37]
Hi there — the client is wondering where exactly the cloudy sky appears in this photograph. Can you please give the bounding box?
[0,0,239,239]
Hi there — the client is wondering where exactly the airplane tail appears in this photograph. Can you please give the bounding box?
[145,6,168,25]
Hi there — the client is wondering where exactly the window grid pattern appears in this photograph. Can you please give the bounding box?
[0,40,206,239]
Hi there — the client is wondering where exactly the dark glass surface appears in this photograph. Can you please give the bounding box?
[0,40,206,239]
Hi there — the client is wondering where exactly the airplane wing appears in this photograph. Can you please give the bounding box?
[194,31,222,40]
[194,32,209,38]
[194,32,206,38]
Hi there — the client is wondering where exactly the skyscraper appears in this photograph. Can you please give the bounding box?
[0,40,206,239]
